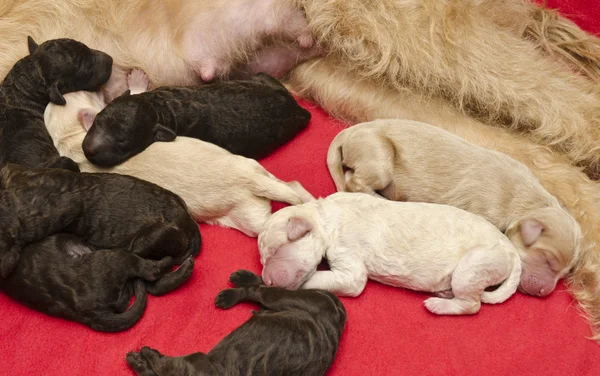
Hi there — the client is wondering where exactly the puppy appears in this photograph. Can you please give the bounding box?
[0,36,113,172]
[0,234,194,332]
[44,91,315,237]
[0,163,200,279]
[259,192,522,315]
[327,119,582,297]
[126,270,346,376]
[82,70,311,167]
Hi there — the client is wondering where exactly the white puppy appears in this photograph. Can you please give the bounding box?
[43,91,315,237]
[258,192,521,315]
[327,119,582,297]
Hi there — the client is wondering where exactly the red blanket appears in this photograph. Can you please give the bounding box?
[1,1,599,375]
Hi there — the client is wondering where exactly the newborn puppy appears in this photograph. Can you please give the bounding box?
[327,119,582,297]
[82,70,311,166]
[44,91,315,237]
[126,270,346,376]
[0,163,200,279]
[0,234,193,332]
[259,192,522,315]
[0,36,113,172]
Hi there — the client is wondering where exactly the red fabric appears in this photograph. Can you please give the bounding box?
[2,1,600,375]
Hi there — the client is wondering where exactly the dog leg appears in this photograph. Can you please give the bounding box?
[225,201,272,237]
[301,267,368,297]
[216,284,339,314]
[127,69,150,95]
[229,269,264,287]
[424,246,512,315]
[145,256,195,296]
[129,221,188,262]
[126,351,157,376]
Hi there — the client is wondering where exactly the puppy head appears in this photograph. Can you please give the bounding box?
[44,91,106,144]
[507,207,582,297]
[27,37,113,105]
[82,91,175,167]
[258,204,326,290]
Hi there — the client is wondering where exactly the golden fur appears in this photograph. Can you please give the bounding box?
[290,0,600,177]
[285,58,600,339]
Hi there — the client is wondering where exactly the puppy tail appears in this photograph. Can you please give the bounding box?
[249,174,308,205]
[146,256,195,296]
[326,130,348,192]
[89,280,148,332]
[481,250,522,304]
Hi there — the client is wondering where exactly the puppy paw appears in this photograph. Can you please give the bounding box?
[146,257,174,280]
[215,289,240,309]
[229,270,262,287]
[424,297,480,315]
[127,69,149,94]
[140,347,162,361]
[126,352,150,373]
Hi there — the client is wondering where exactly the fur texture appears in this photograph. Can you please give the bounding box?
[0,0,322,102]
[327,119,581,297]
[259,192,522,315]
[126,270,346,376]
[285,59,600,339]
[82,70,310,167]
[0,37,112,172]
[288,0,600,178]
[0,234,195,332]
[44,91,315,237]
[0,164,200,280]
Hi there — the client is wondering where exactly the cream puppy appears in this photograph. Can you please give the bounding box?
[258,192,521,315]
[327,119,582,297]
[43,91,315,237]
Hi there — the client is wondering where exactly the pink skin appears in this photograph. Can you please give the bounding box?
[233,41,326,79]
[183,0,317,82]
[519,265,557,297]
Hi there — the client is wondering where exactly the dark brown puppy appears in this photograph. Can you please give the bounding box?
[0,36,113,172]
[0,234,195,332]
[0,163,201,279]
[126,270,346,376]
[82,73,311,167]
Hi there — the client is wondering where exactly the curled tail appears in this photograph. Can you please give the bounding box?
[326,130,348,192]
[89,280,147,332]
[146,256,195,296]
[481,251,522,304]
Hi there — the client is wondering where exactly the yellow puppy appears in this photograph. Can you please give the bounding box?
[328,119,581,299]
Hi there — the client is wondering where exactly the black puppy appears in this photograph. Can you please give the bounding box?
[126,270,347,376]
[0,36,113,172]
[81,71,311,167]
[0,234,194,332]
[0,163,200,279]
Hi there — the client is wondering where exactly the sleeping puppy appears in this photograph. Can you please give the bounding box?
[0,234,193,332]
[0,163,200,279]
[327,119,582,298]
[259,192,522,315]
[126,270,346,376]
[44,91,315,237]
[82,70,311,166]
[0,36,112,172]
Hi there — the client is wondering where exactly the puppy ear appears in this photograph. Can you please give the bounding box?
[154,124,176,142]
[520,219,545,247]
[48,82,66,105]
[27,36,39,55]
[286,216,312,241]
[77,109,97,131]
